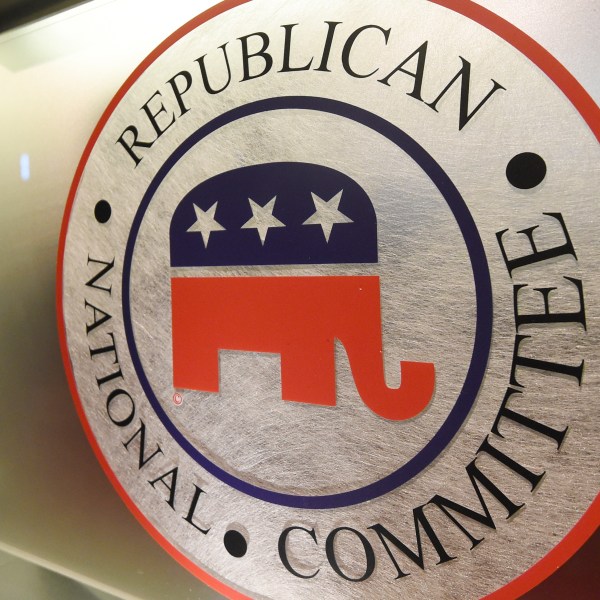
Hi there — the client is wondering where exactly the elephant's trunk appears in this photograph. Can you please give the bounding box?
[336,276,435,420]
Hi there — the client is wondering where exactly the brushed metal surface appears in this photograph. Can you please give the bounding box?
[2,1,598,599]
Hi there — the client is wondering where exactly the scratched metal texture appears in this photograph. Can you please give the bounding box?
[59,0,599,598]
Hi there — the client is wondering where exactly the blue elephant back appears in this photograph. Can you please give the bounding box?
[169,162,378,267]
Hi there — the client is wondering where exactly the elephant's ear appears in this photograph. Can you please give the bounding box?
[169,162,378,268]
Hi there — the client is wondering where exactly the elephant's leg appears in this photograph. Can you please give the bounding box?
[172,344,220,393]
[280,340,336,406]
[171,277,222,392]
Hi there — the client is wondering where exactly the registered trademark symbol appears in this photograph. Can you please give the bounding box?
[173,392,183,406]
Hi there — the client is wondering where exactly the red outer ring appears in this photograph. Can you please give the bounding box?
[56,1,599,598]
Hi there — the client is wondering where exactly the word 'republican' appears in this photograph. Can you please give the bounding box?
[116,21,506,166]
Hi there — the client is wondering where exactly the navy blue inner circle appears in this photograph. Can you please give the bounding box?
[122,96,492,509]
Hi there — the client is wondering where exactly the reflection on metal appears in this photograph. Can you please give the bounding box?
[0,1,598,600]
[19,153,29,181]
[58,1,600,598]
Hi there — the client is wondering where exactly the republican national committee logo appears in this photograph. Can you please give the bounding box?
[169,161,435,421]
[58,1,600,599]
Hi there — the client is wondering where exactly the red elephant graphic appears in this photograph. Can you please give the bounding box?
[170,163,435,421]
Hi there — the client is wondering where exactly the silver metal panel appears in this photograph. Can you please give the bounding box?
[2,3,598,597]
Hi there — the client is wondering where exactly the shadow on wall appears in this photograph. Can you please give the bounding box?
[0,0,87,35]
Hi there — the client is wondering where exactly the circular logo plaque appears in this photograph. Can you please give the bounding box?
[58,1,599,598]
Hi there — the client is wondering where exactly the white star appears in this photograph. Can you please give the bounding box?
[241,197,285,245]
[303,190,353,242]
[186,202,225,247]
